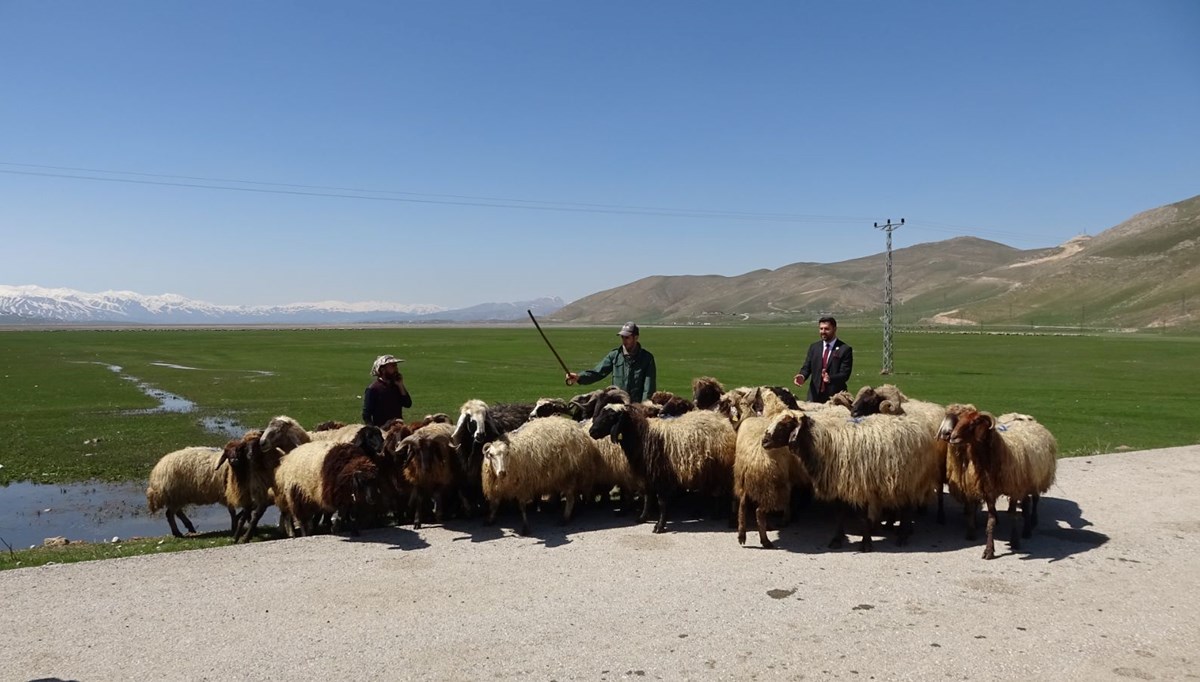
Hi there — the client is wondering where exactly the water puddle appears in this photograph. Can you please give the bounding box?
[0,362,287,547]
[90,361,254,435]
[0,480,279,549]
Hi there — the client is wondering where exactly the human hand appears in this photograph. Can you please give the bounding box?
[565,372,579,385]
[793,373,805,387]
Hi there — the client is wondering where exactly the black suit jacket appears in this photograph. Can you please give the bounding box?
[798,338,853,403]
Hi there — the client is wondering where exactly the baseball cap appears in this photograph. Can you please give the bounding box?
[617,322,640,337]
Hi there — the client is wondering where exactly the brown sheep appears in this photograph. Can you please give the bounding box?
[946,410,1058,560]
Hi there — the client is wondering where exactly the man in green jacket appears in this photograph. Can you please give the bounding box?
[566,321,657,402]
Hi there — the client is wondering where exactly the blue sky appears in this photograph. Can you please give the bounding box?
[2,2,1197,308]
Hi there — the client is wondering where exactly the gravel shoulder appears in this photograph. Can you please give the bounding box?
[3,446,1198,681]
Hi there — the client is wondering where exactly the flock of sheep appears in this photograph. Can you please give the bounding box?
[145,378,1058,560]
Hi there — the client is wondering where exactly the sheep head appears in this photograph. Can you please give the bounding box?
[353,426,386,458]
[691,376,724,410]
[936,404,978,442]
[827,391,853,409]
[764,386,800,410]
[482,439,509,478]
[947,410,996,446]
[588,402,629,443]
[259,415,310,454]
[850,386,882,417]
[761,412,802,450]
[659,396,694,417]
[454,399,489,445]
[531,398,583,421]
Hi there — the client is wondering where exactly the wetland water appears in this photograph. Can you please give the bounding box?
[0,363,273,549]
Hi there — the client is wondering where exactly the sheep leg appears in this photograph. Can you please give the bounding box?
[232,508,251,542]
[828,503,849,549]
[518,502,530,536]
[340,506,360,537]
[860,509,874,553]
[410,490,424,530]
[982,498,999,560]
[225,506,238,535]
[638,493,652,524]
[165,510,185,538]
[457,491,474,519]
[561,491,576,525]
[239,503,270,544]
[652,492,670,534]
[935,484,946,525]
[1008,496,1021,552]
[736,494,748,546]
[1023,493,1039,538]
[756,505,773,549]
[485,501,499,526]
[963,497,978,540]
[434,489,447,524]
[896,507,914,546]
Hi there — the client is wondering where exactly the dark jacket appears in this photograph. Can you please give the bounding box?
[577,345,657,403]
[362,379,412,426]
[798,338,853,403]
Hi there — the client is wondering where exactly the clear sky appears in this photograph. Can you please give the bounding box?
[2,2,1197,308]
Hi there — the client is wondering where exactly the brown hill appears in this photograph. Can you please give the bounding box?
[551,194,1200,330]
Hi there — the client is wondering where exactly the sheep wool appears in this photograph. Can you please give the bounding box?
[481,415,605,535]
[733,415,809,548]
[145,446,236,537]
[947,410,1058,559]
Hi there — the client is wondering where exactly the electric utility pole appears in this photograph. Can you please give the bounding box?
[875,218,903,374]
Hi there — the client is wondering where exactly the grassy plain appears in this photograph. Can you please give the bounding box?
[1,325,1198,486]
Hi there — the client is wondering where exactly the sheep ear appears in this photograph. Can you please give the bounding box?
[216,450,229,470]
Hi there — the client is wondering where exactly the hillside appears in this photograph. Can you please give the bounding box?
[551,194,1200,330]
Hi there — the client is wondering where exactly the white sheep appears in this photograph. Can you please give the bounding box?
[946,409,1058,559]
[761,409,941,551]
[481,415,605,535]
[588,403,737,533]
[145,446,238,537]
[734,415,810,548]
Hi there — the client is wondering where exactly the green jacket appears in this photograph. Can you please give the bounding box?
[577,345,657,402]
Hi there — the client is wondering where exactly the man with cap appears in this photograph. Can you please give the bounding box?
[362,354,412,426]
[565,322,657,403]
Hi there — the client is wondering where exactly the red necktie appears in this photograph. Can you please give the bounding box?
[820,343,831,391]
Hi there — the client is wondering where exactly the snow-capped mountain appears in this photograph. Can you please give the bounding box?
[0,285,563,325]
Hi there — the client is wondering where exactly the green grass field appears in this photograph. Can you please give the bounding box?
[1,326,1197,486]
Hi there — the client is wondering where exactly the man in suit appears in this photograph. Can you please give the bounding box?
[793,316,853,403]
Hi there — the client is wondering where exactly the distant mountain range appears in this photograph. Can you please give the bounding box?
[0,285,564,325]
[551,193,1200,330]
[6,194,1197,330]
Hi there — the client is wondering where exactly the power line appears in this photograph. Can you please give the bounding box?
[0,162,873,225]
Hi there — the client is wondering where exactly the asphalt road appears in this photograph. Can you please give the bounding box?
[3,445,1198,681]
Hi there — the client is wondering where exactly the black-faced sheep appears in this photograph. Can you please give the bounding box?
[145,446,238,537]
[945,409,1058,560]
[480,416,605,535]
[588,402,737,534]
[734,415,810,549]
[272,426,387,537]
[451,399,536,511]
[761,409,940,551]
